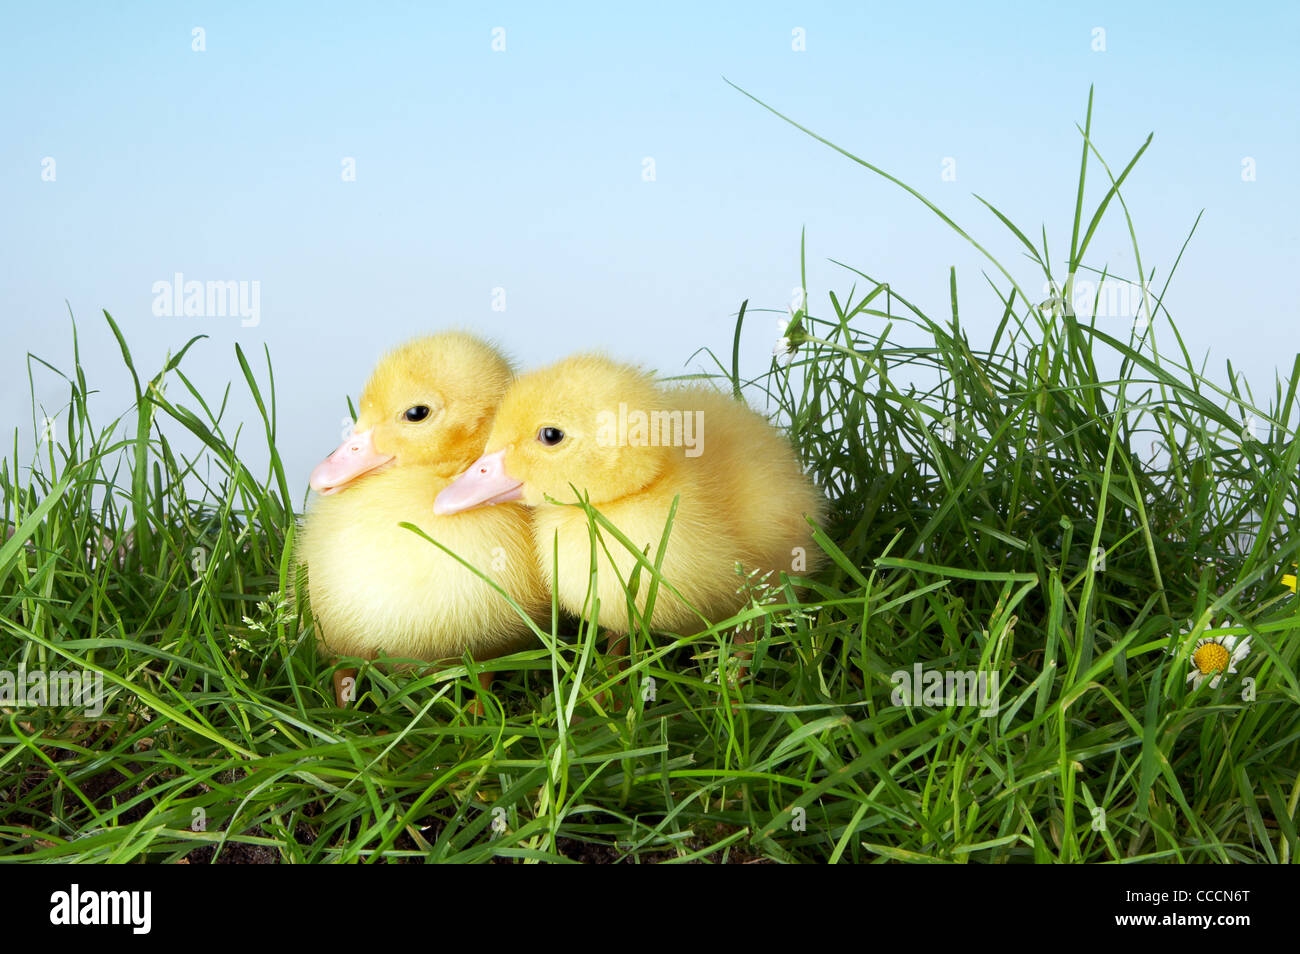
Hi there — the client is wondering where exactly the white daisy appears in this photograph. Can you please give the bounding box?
[773,310,799,368]
[1186,633,1252,689]
[773,337,795,367]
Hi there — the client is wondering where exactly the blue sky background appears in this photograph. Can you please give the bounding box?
[3,2,1297,497]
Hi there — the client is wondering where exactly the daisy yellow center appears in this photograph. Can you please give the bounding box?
[1193,642,1231,674]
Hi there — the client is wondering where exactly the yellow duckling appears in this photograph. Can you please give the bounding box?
[434,354,824,669]
[297,332,549,707]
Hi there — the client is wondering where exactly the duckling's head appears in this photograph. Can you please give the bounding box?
[309,332,513,495]
[434,354,669,513]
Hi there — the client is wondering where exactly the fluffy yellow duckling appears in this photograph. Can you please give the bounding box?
[297,332,549,707]
[434,354,824,663]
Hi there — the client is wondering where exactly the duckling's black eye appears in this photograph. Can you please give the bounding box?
[538,426,565,446]
[404,405,431,423]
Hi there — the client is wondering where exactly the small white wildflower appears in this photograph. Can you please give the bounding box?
[773,337,795,367]
[773,311,798,368]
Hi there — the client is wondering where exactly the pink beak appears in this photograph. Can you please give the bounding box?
[434,449,524,515]
[309,428,395,495]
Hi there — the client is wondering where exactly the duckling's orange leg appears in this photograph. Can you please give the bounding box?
[333,667,359,707]
[734,625,754,668]
[606,632,629,663]
[469,670,496,717]
[730,624,755,691]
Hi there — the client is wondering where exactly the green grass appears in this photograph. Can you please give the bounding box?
[2,89,1297,863]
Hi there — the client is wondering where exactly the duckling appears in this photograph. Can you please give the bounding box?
[297,332,549,708]
[433,354,824,681]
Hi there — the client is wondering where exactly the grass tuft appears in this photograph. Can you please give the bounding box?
[2,91,1297,863]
